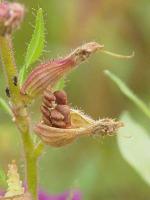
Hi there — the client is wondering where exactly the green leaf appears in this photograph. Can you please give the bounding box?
[118,112,150,185]
[53,78,66,91]
[105,70,150,119]
[0,98,12,116]
[19,8,45,84]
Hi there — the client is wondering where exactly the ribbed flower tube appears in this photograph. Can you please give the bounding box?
[21,42,103,100]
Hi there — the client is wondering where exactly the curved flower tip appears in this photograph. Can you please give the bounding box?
[21,42,103,100]
[39,189,81,200]
[69,42,103,64]
[0,2,25,36]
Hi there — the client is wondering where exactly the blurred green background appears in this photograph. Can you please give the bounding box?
[0,0,150,199]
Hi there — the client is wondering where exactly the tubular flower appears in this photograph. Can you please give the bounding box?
[0,2,25,36]
[21,42,103,100]
[34,89,123,147]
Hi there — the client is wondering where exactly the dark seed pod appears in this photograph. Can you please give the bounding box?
[50,109,64,120]
[43,90,56,102]
[41,89,71,128]
[41,105,50,119]
[43,98,53,108]
[42,116,52,126]
[55,105,71,127]
[54,90,68,105]
[56,105,70,118]
[41,109,51,126]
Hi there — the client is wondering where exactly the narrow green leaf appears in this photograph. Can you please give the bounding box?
[19,8,45,84]
[118,112,150,185]
[53,78,66,91]
[0,98,12,116]
[105,70,150,119]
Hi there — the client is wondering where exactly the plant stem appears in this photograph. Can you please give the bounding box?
[22,133,38,200]
[0,35,42,200]
[0,36,21,104]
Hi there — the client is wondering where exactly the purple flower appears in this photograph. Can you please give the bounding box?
[39,190,81,200]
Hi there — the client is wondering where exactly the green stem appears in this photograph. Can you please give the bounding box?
[0,36,21,104]
[22,133,38,200]
[0,35,43,200]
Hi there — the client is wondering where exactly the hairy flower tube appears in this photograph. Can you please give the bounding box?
[21,42,103,100]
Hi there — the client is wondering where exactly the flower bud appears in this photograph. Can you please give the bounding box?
[0,2,25,36]
[21,42,103,99]
[34,109,123,147]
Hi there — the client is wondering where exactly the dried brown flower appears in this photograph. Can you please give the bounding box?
[35,108,123,147]
[0,2,25,35]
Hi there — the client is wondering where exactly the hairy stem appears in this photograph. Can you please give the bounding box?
[0,35,42,200]
[0,36,21,104]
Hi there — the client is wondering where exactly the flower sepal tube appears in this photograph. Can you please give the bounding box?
[21,42,103,101]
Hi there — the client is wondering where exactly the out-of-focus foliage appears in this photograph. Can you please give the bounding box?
[1,0,150,199]
[0,167,6,185]
[0,98,12,117]
[105,70,150,119]
[118,113,150,186]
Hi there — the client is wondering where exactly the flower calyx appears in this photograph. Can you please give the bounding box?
[21,42,103,101]
[34,89,123,147]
